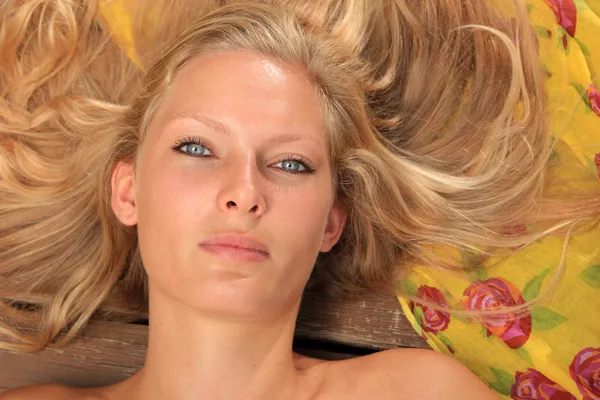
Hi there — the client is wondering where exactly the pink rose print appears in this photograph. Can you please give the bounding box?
[570,348,600,400]
[409,286,450,334]
[511,368,576,400]
[587,85,600,117]
[462,278,532,349]
[544,0,577,37]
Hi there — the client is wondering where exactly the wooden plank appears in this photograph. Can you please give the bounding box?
[5,290,427,351]
[0,321,145,391]
[0,290,428,391]
[296,291,427,350]
[0,320,360,391]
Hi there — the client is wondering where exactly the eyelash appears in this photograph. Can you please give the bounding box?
[170,136,316,175]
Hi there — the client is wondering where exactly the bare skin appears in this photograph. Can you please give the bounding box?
[1,349,499,399]
[0,51,499,400]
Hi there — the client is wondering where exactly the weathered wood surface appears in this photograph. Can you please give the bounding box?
[0,290,427,391]
[0,321,146,391]
[296,291,426,350]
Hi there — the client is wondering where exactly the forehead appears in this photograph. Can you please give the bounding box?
[149,51,326,143]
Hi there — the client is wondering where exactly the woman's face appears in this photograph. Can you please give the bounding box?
[111,51,347,319]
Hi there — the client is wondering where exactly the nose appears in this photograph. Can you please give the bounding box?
[217,158,267,218]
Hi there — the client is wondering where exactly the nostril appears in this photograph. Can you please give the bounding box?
[227,201,237,208]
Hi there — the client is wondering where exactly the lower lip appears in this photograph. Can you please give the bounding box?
[199,244,269,262]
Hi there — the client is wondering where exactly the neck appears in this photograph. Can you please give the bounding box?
[132,285,313,400]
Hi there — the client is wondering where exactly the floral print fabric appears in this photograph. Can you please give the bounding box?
[398,1,600,398]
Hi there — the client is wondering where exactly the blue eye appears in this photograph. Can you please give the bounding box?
[171,137,213,157]
[180,142,212,156]
[275,159,306,173]
[273,157,315,175]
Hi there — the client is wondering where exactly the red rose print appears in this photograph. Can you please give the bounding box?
[511,368,576,399]
[544,0,577,37]
[462,278,532,349]
[561,33,569,51]
[409,286,451,334]
[587,85,600,117]
[569,347,600,400]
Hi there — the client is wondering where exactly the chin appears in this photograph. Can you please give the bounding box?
[178,274,291,320]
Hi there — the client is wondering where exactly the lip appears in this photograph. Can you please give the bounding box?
[199,233,270,262]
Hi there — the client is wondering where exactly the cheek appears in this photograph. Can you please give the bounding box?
[146,156,219,205]
[135,165,215,268]
[273,185,331,255]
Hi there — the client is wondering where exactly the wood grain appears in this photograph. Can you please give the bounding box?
[296,291,427,350]
[5,290,426,350]
[0,290,427,391]
[0,321,145,391]
[0,319,360,391]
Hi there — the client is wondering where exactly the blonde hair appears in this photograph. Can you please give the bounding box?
[1,0,599,353]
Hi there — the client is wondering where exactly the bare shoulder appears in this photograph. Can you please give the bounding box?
[326,348,500,400]
[374,348,500,399]
[0,384,102,400]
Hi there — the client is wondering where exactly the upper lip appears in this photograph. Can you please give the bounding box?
[200,233,269,255]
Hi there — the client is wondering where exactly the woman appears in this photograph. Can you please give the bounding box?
[0,2,500,398]
[0,0,597,398]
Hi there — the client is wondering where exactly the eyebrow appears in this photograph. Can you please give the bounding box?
[164,113,322,147]
[166,112,230,137]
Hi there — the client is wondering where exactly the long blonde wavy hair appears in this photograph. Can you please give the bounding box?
[1,0,599,353]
